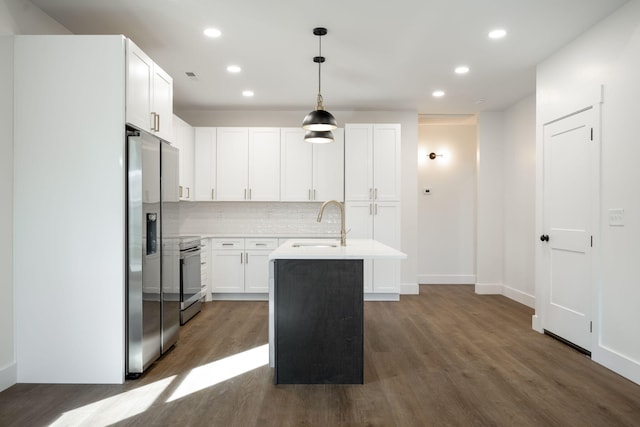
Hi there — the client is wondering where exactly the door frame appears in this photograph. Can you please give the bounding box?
[533,100,602,355]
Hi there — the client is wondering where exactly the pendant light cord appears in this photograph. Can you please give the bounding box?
[316,34,324,109]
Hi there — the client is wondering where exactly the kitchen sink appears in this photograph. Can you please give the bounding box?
[291,242,338,248]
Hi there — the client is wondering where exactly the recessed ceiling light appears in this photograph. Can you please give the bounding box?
[488,29,507,39]
[242,90,254,97]
[204,28,222,38]
[227,65,242,73]
[432,90,445,98]
[454,66,470,74]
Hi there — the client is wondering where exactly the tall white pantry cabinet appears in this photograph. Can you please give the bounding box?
[13,35,173,384]
[345,124,402,294]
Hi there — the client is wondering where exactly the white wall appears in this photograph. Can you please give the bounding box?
[502,95,536,306]
[536,0,640,385]
[0,0,70,392]
[177,109,419,292]
[476,113,505,293]
[417,122,476,284]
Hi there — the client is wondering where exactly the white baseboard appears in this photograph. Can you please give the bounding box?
[593,344,640,387]
[531,314,543,333]
[502,285,535,308]
[0,362,16,392]
[475,282,503,294]
[418,274,476,285]
[400,282,419,295]
[474,283,536,308]
[364,293,400,301]
[211,293,268,301]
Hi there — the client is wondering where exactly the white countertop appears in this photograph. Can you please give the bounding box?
[269,238,407,260]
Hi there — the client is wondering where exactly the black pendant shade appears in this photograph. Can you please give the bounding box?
[304,130,334,144]
[302,109,337,132]
[302,27,337,138]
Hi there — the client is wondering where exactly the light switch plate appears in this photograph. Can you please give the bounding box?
[608,208,624,226]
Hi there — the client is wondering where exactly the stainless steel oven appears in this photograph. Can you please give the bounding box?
[179,237,202,324]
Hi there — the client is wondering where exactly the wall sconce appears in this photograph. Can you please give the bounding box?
[428,152,443,160]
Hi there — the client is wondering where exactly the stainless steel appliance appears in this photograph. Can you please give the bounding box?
[126,127,180,378]
[179,237,202,324]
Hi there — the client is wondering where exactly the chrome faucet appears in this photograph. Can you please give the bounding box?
[317,200,347,246]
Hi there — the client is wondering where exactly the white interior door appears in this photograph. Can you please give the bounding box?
[542,107,595,351]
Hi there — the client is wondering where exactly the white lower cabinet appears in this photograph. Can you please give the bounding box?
[346,201,401,293]
[200,239,211,301]
[211,238,278,294]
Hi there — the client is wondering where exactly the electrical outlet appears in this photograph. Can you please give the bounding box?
[424,188,431,195]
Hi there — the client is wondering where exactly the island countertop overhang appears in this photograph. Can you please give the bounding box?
[269,238,407,260]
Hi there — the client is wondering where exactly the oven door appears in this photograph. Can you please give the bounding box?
[180,247,202,309]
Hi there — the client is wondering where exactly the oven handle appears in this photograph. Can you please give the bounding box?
[180,248,201,259]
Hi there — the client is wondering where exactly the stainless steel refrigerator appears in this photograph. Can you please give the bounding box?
[126,127,180,378]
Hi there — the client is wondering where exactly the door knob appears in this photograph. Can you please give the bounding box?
[540,234,549,242]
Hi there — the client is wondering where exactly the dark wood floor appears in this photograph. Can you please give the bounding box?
[2,285,640,426]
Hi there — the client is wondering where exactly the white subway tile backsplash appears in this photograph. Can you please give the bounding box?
[179,201,342,236]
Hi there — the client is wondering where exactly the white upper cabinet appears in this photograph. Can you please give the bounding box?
[216,127,280,201]
[126,39,173,142]
[172,115,194,201]
[280,128,344,202]
[280,128,313,201]
[194,127,216,201]
[249,128,281,201]
[345,124,400,202]
[216,128,249,201]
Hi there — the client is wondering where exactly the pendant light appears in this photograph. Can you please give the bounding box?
[304,130,334,144]
[303,27,337,142]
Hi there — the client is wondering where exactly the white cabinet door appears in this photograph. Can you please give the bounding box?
[173,115,194,201]
[244,250,271,293]
[151,64,173,142]
[281,128,313,201]
[372,124,401,201]
[345,123,400,202]
[125,39,173,140]
[216,127,249,201]
[313,128,344,202]
[345,201,400,293]
[249,128,280,201]
[126,40,153,133]
[372,202,401,293]
[344,124,374,201]
[211,250,245,293]
[194,127,216,201]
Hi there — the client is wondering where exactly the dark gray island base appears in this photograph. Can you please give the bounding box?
[274,259,363,384]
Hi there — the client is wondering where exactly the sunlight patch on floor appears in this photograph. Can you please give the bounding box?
[49,376,176,427]
[167,344,269,402]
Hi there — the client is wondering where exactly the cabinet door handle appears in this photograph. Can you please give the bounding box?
[244,189,247,200]
[369,203,373,215]
[374,204,378,215]
[186,187,190,199]
[222,243,234,246]
[314,189,317,200]
[245,252,249,263]
[211,189,215,200]
[156,114,160,132]
[179,185,183,198]
[240,253,243,264]
[249,188,252,200]
[369,188,373,200]
[255,243,267,247]
[308,189,312,201]
[150,112,156,131]
[374,188,378,200]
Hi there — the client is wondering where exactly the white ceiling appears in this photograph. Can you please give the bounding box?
[32,0,628,115]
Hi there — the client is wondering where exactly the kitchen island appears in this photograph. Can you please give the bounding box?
[268,239,407,384]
